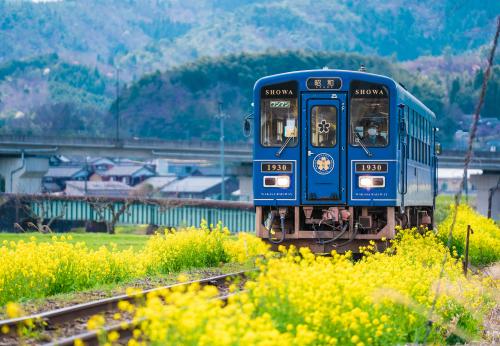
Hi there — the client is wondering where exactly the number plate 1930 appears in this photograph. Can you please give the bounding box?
[261,162,293,173]
[355,162,388,173]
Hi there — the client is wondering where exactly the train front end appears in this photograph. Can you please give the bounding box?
[253,69,433,253]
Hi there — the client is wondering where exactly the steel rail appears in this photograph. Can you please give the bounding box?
[0,271,248,338]
[44,293,239,346]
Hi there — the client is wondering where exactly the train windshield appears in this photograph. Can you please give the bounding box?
[349,80,389,147]
[260,81,299,147]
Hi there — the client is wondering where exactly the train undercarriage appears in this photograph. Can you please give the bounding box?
[256,205,433,253]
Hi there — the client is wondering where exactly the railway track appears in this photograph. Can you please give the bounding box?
[0,271,249,346]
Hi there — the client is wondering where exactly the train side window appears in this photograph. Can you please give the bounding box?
[412,138,415,161]
[422,143,425,164]
[422,141,425,163]
[416,139,419,162]
[418,114,421,141]
[260,81,299,147]
[426,119,430,144]
[421,140,424,163]
[409,137,412,160]
[408,137,411,160]
[417,139,420,162]
[425,143,427,163]
[417,114,420,137]
[414,111,417,138]
[415,139,418,162]
[311,105,337,147]
[414,138,417,161]
[424,119,427,143]
[349,80,389,147]
[412,138,415,160]
[421,115,424,141]
[415,113,418,140]
[426,144,429,164]
[409,110,413,137]
[418,113,422,141]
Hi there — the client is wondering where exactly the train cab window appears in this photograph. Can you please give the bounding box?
[349,81,389,147]
[260,81,299,147]
[311,106,337,147]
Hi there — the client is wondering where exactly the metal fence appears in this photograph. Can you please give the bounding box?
[2,194,255,233]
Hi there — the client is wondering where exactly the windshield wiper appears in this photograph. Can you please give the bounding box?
[275,137,292,157]
[354,132,373,157]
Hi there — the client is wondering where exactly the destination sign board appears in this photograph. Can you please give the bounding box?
[306,77,342,90]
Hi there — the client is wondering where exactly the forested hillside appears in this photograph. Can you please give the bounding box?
[2,51,497,145]
[1,0,498,75]
[0,0,498,145]
[0,54,112,136]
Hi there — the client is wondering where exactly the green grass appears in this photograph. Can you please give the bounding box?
[0,232,149,251]
[70,224,150,235]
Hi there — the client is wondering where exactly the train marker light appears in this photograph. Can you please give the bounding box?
[276,175,291,188]
[358,176,385,189]
[263,175,291,188]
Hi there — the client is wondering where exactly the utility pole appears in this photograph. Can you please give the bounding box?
[84,156,88,195]
[115,66,120,142]
[217,102,226,200]
[464,166,468,204]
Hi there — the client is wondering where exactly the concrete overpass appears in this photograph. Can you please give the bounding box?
[0,135,252,161]
[1,135,500,169]
[437,150,500,171]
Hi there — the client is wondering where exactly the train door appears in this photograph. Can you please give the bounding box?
[301,93,347,204]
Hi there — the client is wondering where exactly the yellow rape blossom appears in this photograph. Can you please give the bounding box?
[127,229,495,346]
[438,204,500,266]
[0,223,268,306]
[5,302,22,318]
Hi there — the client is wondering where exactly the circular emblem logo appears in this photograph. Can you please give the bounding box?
[313,153,334,175]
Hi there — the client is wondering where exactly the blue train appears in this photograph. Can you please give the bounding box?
[251,68,437,252]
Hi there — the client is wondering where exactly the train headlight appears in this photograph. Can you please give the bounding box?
[263,175,291,188]
[358,176,385,189]
[276,175,291,188]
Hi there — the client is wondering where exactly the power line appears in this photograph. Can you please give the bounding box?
[421,16,500,345]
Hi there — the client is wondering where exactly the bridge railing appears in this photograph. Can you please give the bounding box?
[0,135,253,151]
[0,194,255,233]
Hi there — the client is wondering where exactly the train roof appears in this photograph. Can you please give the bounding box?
[254,69,436,119]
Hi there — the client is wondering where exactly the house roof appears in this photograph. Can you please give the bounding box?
[43,182,63,192]
[101,165,154,177]
[66,180,131,190]
[64,181,132,196]
[90,157,115,166]
[193,166,221,176]
[161,176,228,193]
[45,166,86,178]
[135,176,177,190]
